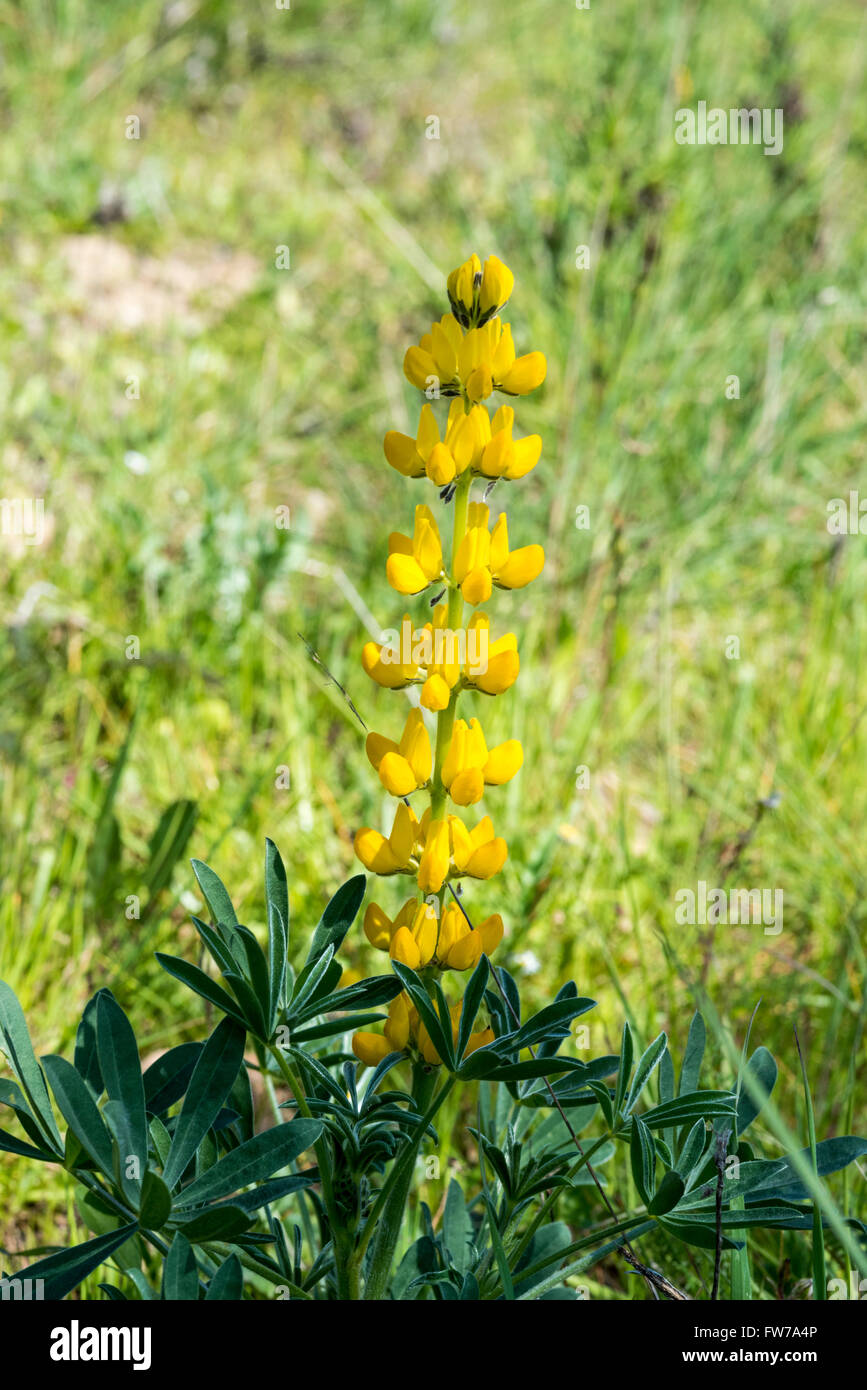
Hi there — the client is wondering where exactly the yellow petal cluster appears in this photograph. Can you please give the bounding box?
[447,253,515,327]
[404,313,546,405]
[363,898,504,972]
[384,402,542,486]
[353,806,507,891]
[352,992,495,1068]
[354,254,545,1065]
[454,504,545,606]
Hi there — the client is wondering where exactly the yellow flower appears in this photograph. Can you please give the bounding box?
[404,315,546,405]
[448,253,515,327]
[463,613,520,696]
[365,707,432,797]
[441,717,523,806]
[478,406,543,482]
[352,993,412,1067]
[414,808,509,888]
[436,902,504,970]
[352,992,495,1068]
[448,812,508,881]
[354,801,419,876]
[417,816,451,893]
[386,505,443,595]
[453,503,545,606]
[384,401,490,485]
[363,897,504,972]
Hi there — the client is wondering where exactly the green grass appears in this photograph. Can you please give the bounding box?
[1,0,865,1296]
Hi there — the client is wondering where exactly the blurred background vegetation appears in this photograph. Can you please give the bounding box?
[1,0,865,1295]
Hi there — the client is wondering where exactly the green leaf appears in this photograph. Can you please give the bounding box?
[143,1043,203,1116]
[736,1047,777,1135]
[749,1137,867,1204]
[442,1178,473,1276]
[175,1119,322,1207]
[455,955,490,1064]
[174,1205,251,1242]
[290,945,336,1014]
[305,875,366,966]
[73,993,105,1101]
[190,858,239,938]
[676,1119,709,1183]
[42,1055,114,1178]
[507,997,596,1052]
[640,1090,737,1130]
[155,954,248,1028]
[630,1114,656,1205]
[648,1169,685,1215]
[162,1018,246,1191]
[660,1216,742,1253]
[95,993,148,1203]
[205,1252,243,1301]
[0,1128,56,1159]
[678,1012,706,1096]
[514,1222,573,1297]
[391,962,454,1069]
[624,1032,668,1115]
[16,1223,139,1300]
[162,1233,200,1300]
[218,972,267,1040]
[139,1170,173,1229]
[0,980,62,1153]
[265,839,289,1030]
[613,1021,634,1118]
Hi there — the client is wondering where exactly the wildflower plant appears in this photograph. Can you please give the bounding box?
[1,257,866,1303]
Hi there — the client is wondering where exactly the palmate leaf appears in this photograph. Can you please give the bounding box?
[162,1018,246,1191]
[14,1223,140,1300]
[456,955,490,1064]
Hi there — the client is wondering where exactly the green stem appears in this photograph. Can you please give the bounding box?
[359,1070,455,1299]
[268,1044,342,1260]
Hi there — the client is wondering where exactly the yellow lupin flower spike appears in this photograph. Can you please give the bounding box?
[355,254,545,1064]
